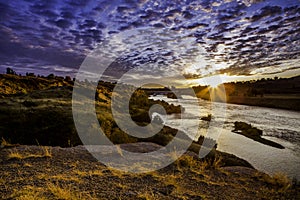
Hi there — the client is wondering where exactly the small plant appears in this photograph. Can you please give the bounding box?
[1,138,16,148]
[269,172,291,192]
[42,146,52,158]
[7,149,23,160]
[211,155,223,169]
[47,182,80,200]
[201,114,212,121]
[255,172,291,192]
[177,155,199,170]
[47,182,97,200]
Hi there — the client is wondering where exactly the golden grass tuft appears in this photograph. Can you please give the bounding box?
[173,154,224,174]
[255,172,291,192]
[42,146,52,158]
[211,155,223,169]
[10,186,46,200]
[7,150,23,160]
[137,189,157,200]
[23,162,33,167]
[115,182,128,190]
[7,147,52,160]
[47,182,98,200]
[37,173,81,183]
[47,183,78,200]
[1,137,15,148]
[74,169,103,177]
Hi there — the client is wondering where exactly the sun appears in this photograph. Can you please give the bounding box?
[203,75,224,88]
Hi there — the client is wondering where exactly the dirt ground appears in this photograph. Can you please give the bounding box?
[0,144,298,200]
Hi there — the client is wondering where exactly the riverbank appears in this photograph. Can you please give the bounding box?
[191,75,300,111]
[226,94,300,111]
[0,144,298,199]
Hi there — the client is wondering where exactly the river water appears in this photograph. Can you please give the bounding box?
[149,95,300,179]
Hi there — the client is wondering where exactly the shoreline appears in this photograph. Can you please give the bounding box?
[196,95,300,112]
[225,95,300,111]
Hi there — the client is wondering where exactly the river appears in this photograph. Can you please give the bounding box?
[149,95,300,179]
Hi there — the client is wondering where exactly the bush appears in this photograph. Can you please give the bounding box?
[233,121,263,136]
[109,128,137,144]
[0,105,81,147]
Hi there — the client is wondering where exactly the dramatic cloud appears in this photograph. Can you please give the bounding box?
[0,0,299,81]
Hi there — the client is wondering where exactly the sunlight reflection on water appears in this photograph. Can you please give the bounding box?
[150,95,300,179]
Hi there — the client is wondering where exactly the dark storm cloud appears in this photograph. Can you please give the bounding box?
[60,11,75,19]
[66,0,91,7]
[0,2,15,21]
[249,6,282,22]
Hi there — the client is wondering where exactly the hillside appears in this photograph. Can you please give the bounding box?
[0,74,74,97]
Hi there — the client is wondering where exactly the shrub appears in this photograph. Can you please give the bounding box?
[109,128,137,144]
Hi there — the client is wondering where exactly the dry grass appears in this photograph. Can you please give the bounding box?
[7,147,52,160]
[23,162,33,167]
[47,182,81,200]
[137,188,157,200]
[115,182,128,190]
[10,186,47,200]
[107,166,134,178]
[212,156,223,169]
[73,169,103,177]
[49,182,98,200]
[42,146,52,157]
[256,172,292,192]
[7,150,23,160]
[172,153,224,174]
[177,155,202,171]
[37,173,81,183]
[11,183,97,200]
[1,137,16,148]
[271,173,291,189]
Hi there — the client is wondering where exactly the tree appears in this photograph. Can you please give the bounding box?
[47,73,55,79]
[6,67,16,75]
[65,76,72,82]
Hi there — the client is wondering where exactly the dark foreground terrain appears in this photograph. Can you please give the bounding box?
[0,144,299,200]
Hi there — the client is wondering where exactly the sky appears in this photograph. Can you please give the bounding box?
[0,0,299,86]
